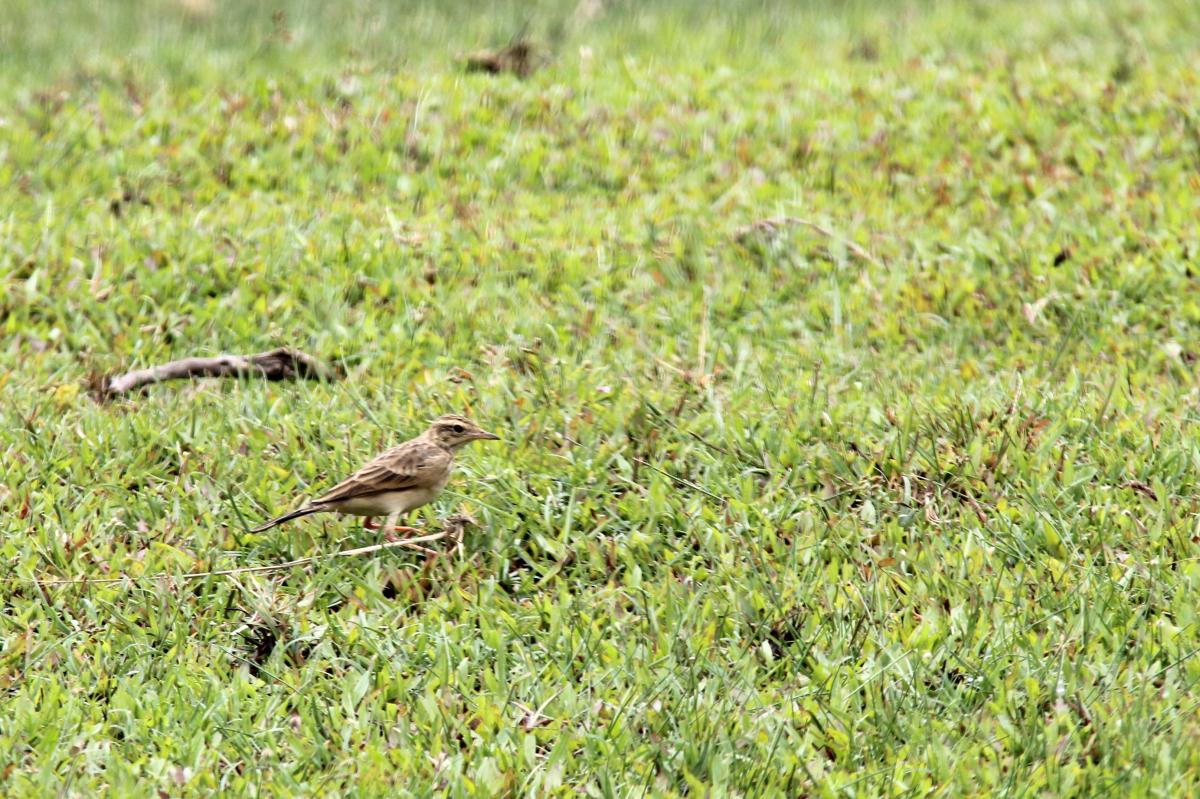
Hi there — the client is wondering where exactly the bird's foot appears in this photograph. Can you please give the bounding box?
[383,526,439,557]
[383,525,423,543]
[363,517,381,530]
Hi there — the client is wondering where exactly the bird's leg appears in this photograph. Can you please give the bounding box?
[384,527,424,540]
[363,516,381,531]
[378,512,439,559]
[382,512,422,542]
[384,527,437,557]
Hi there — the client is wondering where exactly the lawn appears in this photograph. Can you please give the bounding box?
[4,0,1200,795]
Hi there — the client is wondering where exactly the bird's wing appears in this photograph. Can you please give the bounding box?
[313,441,451,505]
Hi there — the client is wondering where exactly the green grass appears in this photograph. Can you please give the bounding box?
[4,0,1200,794]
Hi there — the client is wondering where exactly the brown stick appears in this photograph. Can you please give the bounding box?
[460,39,541,78]
[93,347,339,400]
[734,216,884,269]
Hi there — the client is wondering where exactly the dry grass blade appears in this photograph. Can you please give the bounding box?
[26,532,447,586]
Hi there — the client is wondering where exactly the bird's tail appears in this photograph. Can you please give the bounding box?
[249,505,323,533]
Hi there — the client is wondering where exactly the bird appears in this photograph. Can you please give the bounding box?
[249,414,500,536]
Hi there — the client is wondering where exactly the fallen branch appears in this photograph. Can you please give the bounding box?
[460,39,543,78]
[25,531,448,587]
[92,347,339,400]
[734,216,883,269]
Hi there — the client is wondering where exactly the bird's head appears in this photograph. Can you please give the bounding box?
[425,414,501,451]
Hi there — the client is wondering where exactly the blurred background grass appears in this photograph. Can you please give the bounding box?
[4,0,1198,94]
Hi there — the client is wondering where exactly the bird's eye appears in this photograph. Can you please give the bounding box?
[452,424,464,434]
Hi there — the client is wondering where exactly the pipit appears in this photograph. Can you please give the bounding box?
[250,414,499,537]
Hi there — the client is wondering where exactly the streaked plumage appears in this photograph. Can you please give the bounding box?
[250,414,499,532]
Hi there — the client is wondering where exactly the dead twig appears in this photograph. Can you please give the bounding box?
[92,347,340,400]
[734,216,883,269]
[1124,480,1159,502]
[439,512,478,558]
[460,39,543,78]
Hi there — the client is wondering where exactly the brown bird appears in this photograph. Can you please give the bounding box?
[250,414,500,535]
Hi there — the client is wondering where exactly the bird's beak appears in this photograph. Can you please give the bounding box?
[474,430,501,441]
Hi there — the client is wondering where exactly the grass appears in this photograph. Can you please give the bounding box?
[3,0,1200,794]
